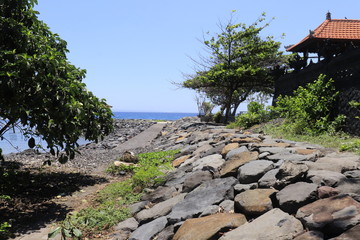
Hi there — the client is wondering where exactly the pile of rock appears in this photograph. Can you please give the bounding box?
[111,118,360,240]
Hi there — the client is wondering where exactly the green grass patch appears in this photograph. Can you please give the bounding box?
[261,122,360,152]
[49,149,180,239]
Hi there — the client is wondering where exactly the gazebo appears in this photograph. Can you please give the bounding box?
[286,12,360,63]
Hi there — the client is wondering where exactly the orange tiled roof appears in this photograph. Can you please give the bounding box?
[287,18,360,52]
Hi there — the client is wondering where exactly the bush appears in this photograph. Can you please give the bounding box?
[273,74,345,135]
[229,102,271,129]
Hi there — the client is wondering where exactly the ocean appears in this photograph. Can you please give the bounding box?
[0,112,198,154]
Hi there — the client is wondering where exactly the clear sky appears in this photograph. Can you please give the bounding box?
[34,0,360,113]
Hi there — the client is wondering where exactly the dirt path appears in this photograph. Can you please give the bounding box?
[11,122,167,240]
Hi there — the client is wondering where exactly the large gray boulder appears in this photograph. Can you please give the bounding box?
[141,186,177,203]
[225,146,249,160]
[167,177,238,223]
[182,171,213,193]
[219,208,304,240]
[237,160,274,184]
[129,216,168,240]
[135,193,186,223]
[276,182,318,213]
[307,170,347,187]
[258,147,291,154]
[275,160,309,188]
[267,152,315,162]
[258,168,280,188]
[114,217,139,232]
[191,154,225,171]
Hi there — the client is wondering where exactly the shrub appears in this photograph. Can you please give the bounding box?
[273,74,345,135]
[229,101,271,129]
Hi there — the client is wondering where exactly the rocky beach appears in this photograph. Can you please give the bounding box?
[3,117,360,240]
[109,117,360,240]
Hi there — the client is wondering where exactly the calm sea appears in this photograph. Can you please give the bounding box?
[0,112,198,154]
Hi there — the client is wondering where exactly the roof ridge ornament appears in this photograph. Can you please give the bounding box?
[326,11,332,20]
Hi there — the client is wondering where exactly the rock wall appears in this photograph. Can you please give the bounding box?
[110,118,360,240]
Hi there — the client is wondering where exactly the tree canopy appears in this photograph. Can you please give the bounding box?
[0,0,113,162]
[182,12,285,122]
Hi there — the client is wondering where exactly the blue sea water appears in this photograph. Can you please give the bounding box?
[113,112,197,120]
[0,112,198,154]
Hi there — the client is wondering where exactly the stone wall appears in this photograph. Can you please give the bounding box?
[274,48,360,136]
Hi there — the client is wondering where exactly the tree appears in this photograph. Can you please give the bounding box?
[182,12,284,122]
[0,0,113,162]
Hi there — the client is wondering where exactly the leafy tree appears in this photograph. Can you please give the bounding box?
[182,12,284,122]
[0,0,113,162]
[231,101,272,129]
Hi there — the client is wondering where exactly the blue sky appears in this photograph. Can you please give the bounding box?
[35,0,360,113]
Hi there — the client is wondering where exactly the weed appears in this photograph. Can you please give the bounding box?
[49,150,179,239]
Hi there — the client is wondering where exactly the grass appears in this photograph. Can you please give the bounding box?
[49,149,180,239]
[259,121,360,153]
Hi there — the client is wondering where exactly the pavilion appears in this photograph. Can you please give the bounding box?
[286,12,360,63]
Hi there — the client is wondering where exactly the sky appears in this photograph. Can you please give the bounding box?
[34,0,360,113]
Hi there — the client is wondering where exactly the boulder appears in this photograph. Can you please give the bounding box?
[164,170,187,188]
[293,231,324,240]
[173,213,247,240]
[305,161,344,173]
[141,186,177,203]
[307,170,347,187]
[296,194,360,236]
[344,170,360,179]
[231,137,262,143]
[234,188,277,216]
[225,146,249,160]
[167,177,238,223]
[129,201,148,215]
[267,152,315,162]
[233,183,258,193]
[129,216,168,240]
[221,143,240,156]
[237,160,274,184]
[258,147,292,154]
[294,148,321,156]
[276,182,318,213]
[316,156,359,173]
[192,143,214,157]
[191,154,225,172]
[219,208,303,240]
[201,143,225,158]
[114,217,139,232]
[275,160,309,188]
[336,178,360,196]
[172,155,191,168]
[121,151,138,163]
[155,225,175,240]
[199,205,220,217]
[219,200,235,213]
[258,169,280,188]
[135,193,186,223]
[182,171,213,193]
[219,151,259,177]
[253,142,292,148]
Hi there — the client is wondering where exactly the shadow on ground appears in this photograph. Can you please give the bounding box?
[0,161,108,238]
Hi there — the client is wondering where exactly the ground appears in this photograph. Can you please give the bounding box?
[0,120,166,240]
